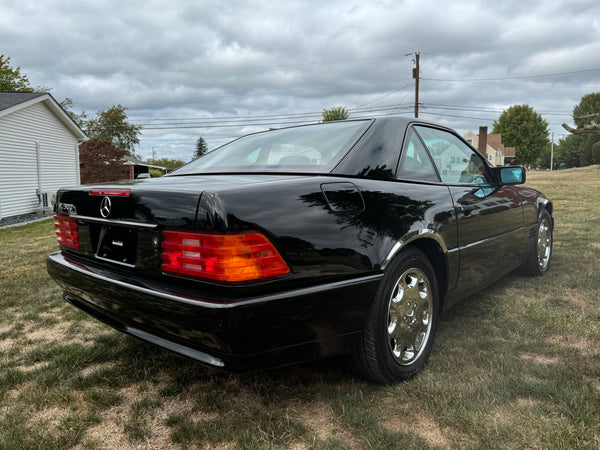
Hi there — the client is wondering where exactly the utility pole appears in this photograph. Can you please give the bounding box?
[550,132,554,171]
[413,52,420,118]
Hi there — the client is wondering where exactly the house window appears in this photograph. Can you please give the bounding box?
[466,138,473,145]
[488,154,494,162]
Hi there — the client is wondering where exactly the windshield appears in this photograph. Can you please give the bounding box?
[170,120,369,175]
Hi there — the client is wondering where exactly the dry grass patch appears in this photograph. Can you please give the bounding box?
[547,336,598,357]
[30,405,72,429]
[17,360,51,373]
[4,380,35,402]
[384,412,452,449]
[0,336,16,352]
[82,383,172,449]
[563,289,597,311]
[520,353,560,365]
[293,400,356,447]
[585,377,600,392]
[25,321,72,342]
[79,362,117,378]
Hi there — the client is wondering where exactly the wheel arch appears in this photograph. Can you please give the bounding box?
[381,232,449,310]
[537,199,554,230]
[538,198,553,217]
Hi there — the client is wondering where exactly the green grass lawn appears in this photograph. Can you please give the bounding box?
[1,166,599,449]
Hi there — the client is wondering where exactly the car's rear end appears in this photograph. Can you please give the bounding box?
[47,120,386,370]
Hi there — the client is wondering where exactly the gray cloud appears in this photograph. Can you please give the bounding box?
[2,0,599,161]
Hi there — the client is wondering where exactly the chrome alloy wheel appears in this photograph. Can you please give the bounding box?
[537,217,552,270]
[386,268,433,365]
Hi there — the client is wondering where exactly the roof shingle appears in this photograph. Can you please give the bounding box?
[0,91,46,112]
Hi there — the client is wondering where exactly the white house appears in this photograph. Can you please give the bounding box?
[0,92,87,220]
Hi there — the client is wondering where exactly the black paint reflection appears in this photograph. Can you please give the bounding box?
[299,190,434,242]
[356,164,395,180]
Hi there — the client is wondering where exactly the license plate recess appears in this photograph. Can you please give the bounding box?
[95,225,138,266]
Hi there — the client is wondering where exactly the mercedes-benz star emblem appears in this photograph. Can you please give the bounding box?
[100,196,112,218]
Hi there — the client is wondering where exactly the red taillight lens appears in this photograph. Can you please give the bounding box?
[161,231,290,282]
[89,188,130,197]
[54,215,79,250]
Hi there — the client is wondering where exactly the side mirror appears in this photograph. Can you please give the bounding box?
[495,166,526,185]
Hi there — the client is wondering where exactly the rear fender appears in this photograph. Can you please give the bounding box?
[381,229,447,270]
[196,191,228,231]
[380,230,451,310]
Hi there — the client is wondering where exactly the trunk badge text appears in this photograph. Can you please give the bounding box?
[58,203,77,215]
[100,196,112,218]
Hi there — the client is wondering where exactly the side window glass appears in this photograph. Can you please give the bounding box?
[397,130,439,181]
[246,148,261,163]
[414,126,491,185]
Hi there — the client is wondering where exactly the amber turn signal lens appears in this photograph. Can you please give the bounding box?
[161,231,290,282]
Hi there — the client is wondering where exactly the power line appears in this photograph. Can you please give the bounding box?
[419,110,566,128]
[421,103,572,116]
[354,84,413,109]
[422,67,600,82]
[137,104,414,129]
[28,51,415,76]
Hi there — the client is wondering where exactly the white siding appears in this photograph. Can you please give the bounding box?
[0,102,80,219]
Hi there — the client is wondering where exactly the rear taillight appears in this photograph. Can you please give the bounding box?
[161,231,290,282]
[54,215,79,250]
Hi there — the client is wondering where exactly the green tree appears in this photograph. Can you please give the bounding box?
[492,105,549,166]
[86,104,141,156]
[573,93,600,128]
[79,139,127,184]
[59,97,87,129]
[322,106,349,122]
[0,54,34,92]
[570,93,600,166]
[146,157,185,169]
[193,137,208,160]
[554,133,586,168]
[536,146,552,169]
[580,134,600,166]
[592,141,600,164]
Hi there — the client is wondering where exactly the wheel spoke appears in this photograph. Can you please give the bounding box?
[387,267,433,365]
[536,218,552,269]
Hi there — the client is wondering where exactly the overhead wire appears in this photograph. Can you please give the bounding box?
[59,54,597,151]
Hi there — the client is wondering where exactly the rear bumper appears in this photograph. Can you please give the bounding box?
[47,252,382,371]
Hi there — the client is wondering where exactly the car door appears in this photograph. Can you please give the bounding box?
[413,125,526,296]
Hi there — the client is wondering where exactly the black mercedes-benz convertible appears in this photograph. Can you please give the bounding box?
[47,116,553,384]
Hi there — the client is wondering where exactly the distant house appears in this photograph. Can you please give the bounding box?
[0,92,87,220]
[122,155,169,179]
[464,128,516,166]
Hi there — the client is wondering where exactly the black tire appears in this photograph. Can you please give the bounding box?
[353,248,439,384]
[521,209,553,276]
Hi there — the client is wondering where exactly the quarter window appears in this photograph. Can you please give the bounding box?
[414,126,491,185]
[397,130,439,181]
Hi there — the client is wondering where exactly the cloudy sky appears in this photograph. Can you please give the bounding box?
[2,0,599,161]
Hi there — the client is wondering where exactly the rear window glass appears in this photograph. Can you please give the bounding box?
[170,120,368,175]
